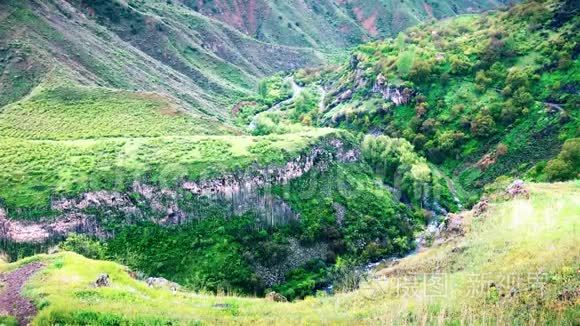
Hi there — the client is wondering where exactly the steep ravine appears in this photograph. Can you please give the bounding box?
[0,138,359,244]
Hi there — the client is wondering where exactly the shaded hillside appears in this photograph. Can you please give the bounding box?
[0,0,510,116]
[188,0,508,49]
[0,0,325,118]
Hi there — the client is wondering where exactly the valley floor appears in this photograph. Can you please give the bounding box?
[1,182,578,325]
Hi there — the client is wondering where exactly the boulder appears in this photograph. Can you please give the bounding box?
[146,277,180,293]
[472,198,489,216]
[94,273,110,287]
[505,180,529,198]
[444,213,465,235]
[265,291,287,302]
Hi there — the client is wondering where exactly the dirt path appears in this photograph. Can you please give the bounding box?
[0,262,44,325]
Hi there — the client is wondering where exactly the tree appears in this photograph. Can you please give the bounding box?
[361,135,435,206]
[505,67,531,90]
[545,158,574,181]
[512,87,534,108]
[475,70,492,92]
[501,99,522,124]
[437,130,465,152]
[412,133,427,150]
[545,138,579,181]
[60,233,107,259]
[409,60,433,82]
[471,111,496,138]
[421,118,436,135]
[449,54,472,74]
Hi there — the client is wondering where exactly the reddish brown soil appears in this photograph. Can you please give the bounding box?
[353,7,378,37]
[0,262,44,325]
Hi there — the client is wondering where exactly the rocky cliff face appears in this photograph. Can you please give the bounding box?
[371,74,414,106]
[0,208,103,244]
[324,68,414,117]
[0,138,359,243]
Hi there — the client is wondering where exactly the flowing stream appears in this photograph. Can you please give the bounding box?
[248,76,304,130]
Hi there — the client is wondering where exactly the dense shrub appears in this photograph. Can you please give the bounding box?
[545,138,580,181]
[106,216,264,294]
[60,234,107,260]
[361,135,453,209]
[471,111,496,138]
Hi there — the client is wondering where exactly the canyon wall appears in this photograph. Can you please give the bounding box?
[0,138,360,243]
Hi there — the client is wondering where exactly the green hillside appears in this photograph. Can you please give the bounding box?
[2,182,577,324]
[0,85,341,211]
[0,0,508,118]
[257,0,579,200]
[0,0,325,118]
[0,0,578,323]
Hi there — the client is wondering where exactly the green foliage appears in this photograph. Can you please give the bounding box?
[0,115,337,214]
[0,316,18,326]
[272,163,415,261]
[545,138,580,181]
[9,182,578,325]
[471,110,496,138]
[0,86,231,140]
[292,88,320,123]
[397,50,415,76]
[273,260,327,301]
[103,161,415,297]
[257,75,292,107]
[361,135,455,210]
[317,0,579,196]
[234,75,292,127]
[60,234,107,260]
[106,216,263,294]
[409,59,434,82]
[252,115,280,136]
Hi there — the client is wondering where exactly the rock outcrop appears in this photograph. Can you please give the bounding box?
[472,198,489,216]
[265,291,288,302]
[146,277,180,292]
[0,208,102,243]
[94,273,110,287]
[0,138,360,243]
[506,180,529,199]
[372,74,413,105]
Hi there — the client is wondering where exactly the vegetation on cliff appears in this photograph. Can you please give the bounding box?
[2,182,577,324]
[276,0,579,199]
[0,0,578,318]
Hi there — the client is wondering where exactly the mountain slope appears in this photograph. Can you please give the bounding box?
[253,0,578,199]
[189,0,509,49]
[1,0,578,314]
[0,0,509,119]
[2,182,578,324]
[0,0,325,118]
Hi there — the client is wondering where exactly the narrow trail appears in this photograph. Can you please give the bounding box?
[0,262,44,325]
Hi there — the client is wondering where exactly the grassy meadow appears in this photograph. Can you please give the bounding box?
[0,84,346,215]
